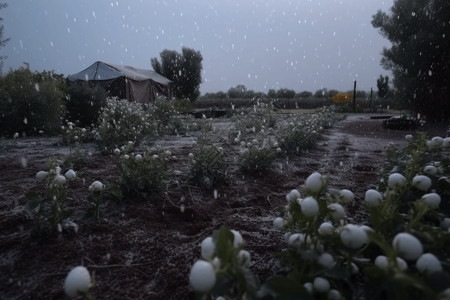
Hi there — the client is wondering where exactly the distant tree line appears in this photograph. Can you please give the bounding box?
[201,85,372,100]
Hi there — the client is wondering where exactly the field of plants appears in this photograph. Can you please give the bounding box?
[0,99,449,299]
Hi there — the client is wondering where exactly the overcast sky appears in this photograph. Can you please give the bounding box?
[2,0,393,94]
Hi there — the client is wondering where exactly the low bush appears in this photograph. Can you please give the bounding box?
[94,98,157,153]
[190,137,227,190]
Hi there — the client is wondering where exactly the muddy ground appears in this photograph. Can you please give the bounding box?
[0,114,448,299]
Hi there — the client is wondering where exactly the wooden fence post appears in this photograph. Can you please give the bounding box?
[353,80,357,112]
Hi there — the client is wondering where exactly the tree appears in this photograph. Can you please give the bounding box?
[372,0,450,121]
[151,47,203,101]
[0,3,10,64]
[227,85,247,98]
[297,91,313,98]
[377,75,390,98]
[276,88,296,99]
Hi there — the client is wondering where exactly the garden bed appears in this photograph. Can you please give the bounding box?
[0,113,447,299]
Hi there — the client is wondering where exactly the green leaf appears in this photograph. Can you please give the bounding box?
[25,191,41,200]
[437,177,450,193]
[425,271,450,294]
[213,226,234,262]
[264,276,311,299]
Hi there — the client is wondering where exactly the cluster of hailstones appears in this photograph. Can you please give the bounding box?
[189,230,250,293]
[271,171,448,297]
[36,166,105,193]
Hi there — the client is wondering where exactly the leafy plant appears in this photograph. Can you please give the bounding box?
[116,150,169,197]
[190,137,227,190]
[239,138,277,172]
[94,97,157,153]
[25,162,75,236]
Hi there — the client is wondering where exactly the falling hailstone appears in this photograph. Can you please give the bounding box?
[20,157,28,168]
[180,204,185,213]
[23,117,28,125]
[213,189,218,199]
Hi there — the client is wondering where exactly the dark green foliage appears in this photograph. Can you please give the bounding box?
[151,47,203,101]
[66,82,108,128]
[372,0,450,121]
[377,75,390,98]
[116,152,167,198]
[0,67,65,137]
[190,138,227,190]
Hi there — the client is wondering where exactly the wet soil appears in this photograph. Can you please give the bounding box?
[0,114,447,300]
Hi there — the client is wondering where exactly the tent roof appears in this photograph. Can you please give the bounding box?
[67,61,171,85]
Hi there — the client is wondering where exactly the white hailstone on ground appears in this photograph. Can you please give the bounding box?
[441,218,450,230]
[231,230,244,248]
[439,288,450,300]
[364,189,383,208]
[123,154,130,160]
[188,153,194,159]
[251,139,258,145]
[286,189,301,203]
[374,255,407,271]
[313,277,330,293]
[64,266,92,298]
[237,250,251,267]
[405,134,413,140]
[340,224,368,249]
[165,150,172,156]
[327,289,341,300]
[300,196,320,217]
[318,222,334,236]
[288,233,305,248]
[152,154,158,159]
[36,171,49,181]
[54,174,67,186]
[374,255,389,270]
[318,252,336,269]
[135,154,143,161]
[305,172,324,193]
[423,165,438,176]
[273,141,279,148]
[430,136,444,148]
[64,169,76,180]
[89,181,105,192]
[304,282,313,294]
[443,137,450,148]
[339,189,354,204]
[276,147,282,153]
[328,203,346,221]
[412,175,432,191]
[189,260,216,292]
[416,253,442,274]
[421,193,441,209]
[114,148,120,155]
[392,233,423,260]
[273,217,286,230]
[240,141,246,147]
[388,173,407,189]
[201,237,215,261]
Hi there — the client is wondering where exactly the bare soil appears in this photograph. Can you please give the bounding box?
[0,114,447,300]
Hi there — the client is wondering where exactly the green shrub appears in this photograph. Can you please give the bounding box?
[66,82,108,128]
[0,67,66,137]
[94,98,157,152]
[150,98,187,135]
[190,138,227,190]
[116,150,168,197]
[239,138,277,172]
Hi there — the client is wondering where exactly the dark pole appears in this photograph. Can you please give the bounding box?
[353,80,357,112]
[370,87,373,112]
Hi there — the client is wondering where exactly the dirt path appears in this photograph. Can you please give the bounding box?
[0,114,447,299]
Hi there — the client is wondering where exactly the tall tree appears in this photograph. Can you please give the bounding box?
[376,75,390,98]
[372,0,450,121]
[0,3,10,63]
[151,47,203,101]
